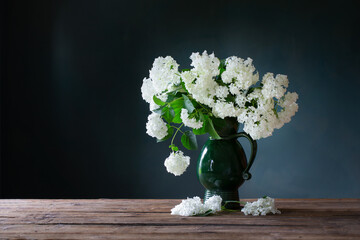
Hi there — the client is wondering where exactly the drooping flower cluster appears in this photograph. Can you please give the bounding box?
[171,195,222,216]
[164,151,190,176]
[241,197,281,216]
[141,51,299,176]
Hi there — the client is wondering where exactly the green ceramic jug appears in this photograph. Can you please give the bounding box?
[196,118,257,209]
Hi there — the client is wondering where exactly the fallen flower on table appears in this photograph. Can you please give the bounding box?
[241,196,281,216]
[171,195,222,216]
[171,196,281,217]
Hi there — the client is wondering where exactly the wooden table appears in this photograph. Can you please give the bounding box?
[0,199,359,239]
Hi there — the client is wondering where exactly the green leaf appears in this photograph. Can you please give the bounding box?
[219,68,226,75]
[193,124,207,135]
[194,209,213,216]
[166,95,176,103]
[199,112,206,121]
[166,91,182,103]
[214,75,227,86]
[157,125,174,142]
[181,130,198,150]
[169,144,179,152]
[153,95,166,106]
[168,108,175,121]
[182,94,195,113]
[162,106,175,123]
[153,106,175,123]
[205,118,221,139]
[220,59,226,68]
[246,87,255,96]
[225,94,235,103]
[218,59,227,76]
[180,81,189,94]
[192,114,208,135]
[272,107,279,118]
[170,98,184,123]
[152,105,165,115]
[246,87,262,97]
[245,98,258,108]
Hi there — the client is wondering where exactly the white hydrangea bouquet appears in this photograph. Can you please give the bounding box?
[141,51,298,176]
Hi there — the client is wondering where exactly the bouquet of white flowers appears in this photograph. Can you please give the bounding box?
[141,51,298,176]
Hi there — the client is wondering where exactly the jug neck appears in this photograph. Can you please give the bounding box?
[211,117,239,138]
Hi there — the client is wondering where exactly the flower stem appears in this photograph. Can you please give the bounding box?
[170,125,184,134]
[188,95,212,114]
[170,123,184,149]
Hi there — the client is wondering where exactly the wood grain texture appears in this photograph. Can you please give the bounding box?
[0,199,359,239]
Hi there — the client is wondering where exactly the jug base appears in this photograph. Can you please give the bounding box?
[204,189,241,210]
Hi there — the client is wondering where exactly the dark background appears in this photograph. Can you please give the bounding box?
[1,0,359,199]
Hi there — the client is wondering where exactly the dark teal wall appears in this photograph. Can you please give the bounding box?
[1,0,359,198]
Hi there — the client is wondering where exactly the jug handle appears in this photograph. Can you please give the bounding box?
[226,132,257,180]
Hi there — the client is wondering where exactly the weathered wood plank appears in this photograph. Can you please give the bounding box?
[0,199,359,240]
[0,224,359,240]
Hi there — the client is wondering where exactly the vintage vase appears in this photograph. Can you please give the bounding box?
[196,117,257,209]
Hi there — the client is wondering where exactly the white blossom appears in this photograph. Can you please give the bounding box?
[277,92,299,126]
[190,51,220,77]
[149,56,181,93]
[141,78,159,111]
[222,57,259,90]
[229,83,240,95]
[215,85,229,99]
[212,101,240,119]
[181,70,217,107]
[180,109,203,129]
[141,78,156,104]
[182,51,220,107]
[171,197,207,216]
[241,197,281,216]
[171,195,222,216]
[235,91,247,108]
[204,195,222,213]
[261,73,289,99]
[164,151,190,176]
[236,87,299,140]
[146,112,168,140]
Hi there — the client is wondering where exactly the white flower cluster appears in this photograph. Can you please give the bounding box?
[204,195,222,212]
[181,51,220,107]
[241,197,281,216]
[142,52,298,140]
[164,151,190,176]
[222,57,259,91]
[180,109,203,129]
[261,73,288,99]
[239,90,298,140]
[171,195,222,216]
[146,112,168,140]
[181,51,298,140]
[141,56,180,110]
